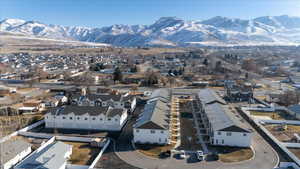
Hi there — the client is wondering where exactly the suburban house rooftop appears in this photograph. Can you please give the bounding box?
[205,102,251,133]
[135,99,170,130]
[198,88,226,105]
[48,105,126,117]
[148,88,171,103]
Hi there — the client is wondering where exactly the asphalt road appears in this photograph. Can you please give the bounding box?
[113,107,279,169]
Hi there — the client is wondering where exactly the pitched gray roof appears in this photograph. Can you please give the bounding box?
[15,141,72,169]
[288,104,300,114]
[49,106,108,116]
[48,106,125,117]
[198,88,226,105]
[149,89,171,103]
[134,99,170,130]
[205,103,250,132]
[0,139,31,164]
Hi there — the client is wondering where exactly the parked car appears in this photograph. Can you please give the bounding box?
[179,150,186,159]
[196,151,204,161]
[159,150,171,159]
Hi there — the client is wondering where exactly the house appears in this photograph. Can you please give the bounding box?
[133,89,171,144]
[288,104,300,120]
[18,101,41,114]
[224,82,253,102]
[71,93,136,112]
[197,89,253,147]
[289,75,300,85]
[15,141,72,169]
[0,139,32,169]
[45,105,128,131]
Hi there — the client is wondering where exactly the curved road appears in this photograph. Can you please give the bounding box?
[114,116,279,169]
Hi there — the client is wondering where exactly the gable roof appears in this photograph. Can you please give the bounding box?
[134,99,170,130]
[288,104,300,114]
[204,103,251,133]
[197,88,226,105]
[48,106,125,117]
[149,88,171,103]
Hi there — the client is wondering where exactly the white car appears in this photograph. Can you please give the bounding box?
[196,150,204,161]
[179,150,186,159]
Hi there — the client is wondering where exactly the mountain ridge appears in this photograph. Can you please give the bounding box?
[1,15,300,47]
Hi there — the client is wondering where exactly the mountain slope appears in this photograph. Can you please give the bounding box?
[1,15,300,46]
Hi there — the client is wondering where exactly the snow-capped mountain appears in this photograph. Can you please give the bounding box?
[1,15,300,46]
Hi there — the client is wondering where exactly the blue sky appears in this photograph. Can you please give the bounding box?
[1,0,300,27]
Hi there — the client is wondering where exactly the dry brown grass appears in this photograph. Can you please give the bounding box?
[136,144,174,158]
[250,111,283,120]
[65,141,100,165]
[218,147,254,163]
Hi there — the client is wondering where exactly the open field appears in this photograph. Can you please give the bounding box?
[65,141,101,165]
[0,114,44,136]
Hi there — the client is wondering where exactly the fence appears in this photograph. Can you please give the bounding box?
[0,119,44,143]
[240,107,300,167]
[89,139,111,169]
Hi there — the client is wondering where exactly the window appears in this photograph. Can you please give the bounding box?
[92,118,96,120]
[159,138,161,142]
[62,117,66,119]
[165,138,168,142]
[77,117,80,120]
[218,131,221,135]
[160,131,164,134]
[150,130,155,134]
[115,119,118,121]
[226,132,232,136]
[216,139,218,144]
[85,118,88,120]
[100,118,103,121]
[69,117,73,120]
[108,118,111,121]
[136,129,139,133]
[222,140,224,144]
[46,116,48,119]
[243,133,247,136]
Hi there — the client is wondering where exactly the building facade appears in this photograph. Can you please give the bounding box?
[45,106,128,131]
[197,89,253,147]
[133,89,171,144]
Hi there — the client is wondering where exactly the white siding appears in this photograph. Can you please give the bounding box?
[213,131,252,147]
[45,112,127,131]
[133,128,169,144]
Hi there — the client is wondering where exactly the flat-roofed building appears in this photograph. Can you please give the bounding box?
[0,139,32,169]
[15,141,72,169]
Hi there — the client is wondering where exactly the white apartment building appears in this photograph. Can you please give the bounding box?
[197,89,253,147]
[71,93,136,112]
[45,105,128,131]
[133,89,171,144]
